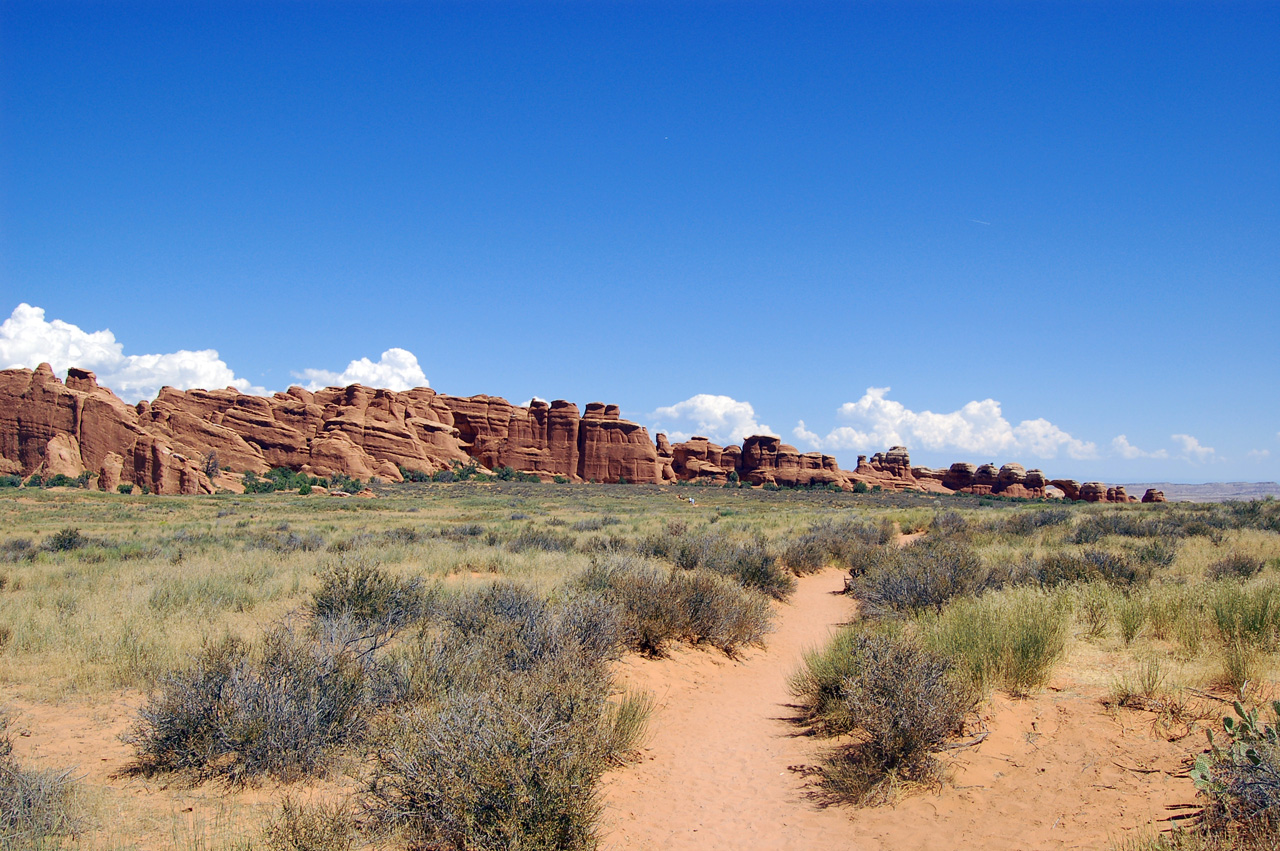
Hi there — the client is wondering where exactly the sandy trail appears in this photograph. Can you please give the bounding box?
[600,568,862,850]
[601,567,1196,850]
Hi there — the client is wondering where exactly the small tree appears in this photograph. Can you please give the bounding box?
[202,451,221,481]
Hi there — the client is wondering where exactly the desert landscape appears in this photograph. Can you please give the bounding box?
[0,371,1277,850]
[5,2,1276,848]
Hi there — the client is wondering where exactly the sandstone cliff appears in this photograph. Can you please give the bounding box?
[0,365,1130,500]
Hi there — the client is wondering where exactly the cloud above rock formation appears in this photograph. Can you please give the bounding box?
[293,348,428,392]
[651,394,777,444]
[1172,433,1216,462]
[1111,435,1170,460]
[0,303,266,402]
[793,387,1098,460]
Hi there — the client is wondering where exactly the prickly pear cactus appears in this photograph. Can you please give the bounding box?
[1191,700,1280,827]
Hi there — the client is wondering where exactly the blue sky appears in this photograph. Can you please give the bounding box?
[2,1,1277,483]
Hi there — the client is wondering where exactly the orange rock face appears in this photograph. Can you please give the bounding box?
[0,365,1134,498]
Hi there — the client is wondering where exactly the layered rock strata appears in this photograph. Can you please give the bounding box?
[0,365,1132,500]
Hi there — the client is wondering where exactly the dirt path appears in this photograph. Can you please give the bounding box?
[600,567,1197,850]
[600,568,862,850]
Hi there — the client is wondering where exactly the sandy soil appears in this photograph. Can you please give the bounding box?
[600,567,1199,851]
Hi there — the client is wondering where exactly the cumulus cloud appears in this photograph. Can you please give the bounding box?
[0,303,265,402]
[294,348,428,392]
[1248,449,1271,461]
[793,387,1097,460]
[1172,433,1216,462]
[651,394,777,444]
[1111,435,1169,460]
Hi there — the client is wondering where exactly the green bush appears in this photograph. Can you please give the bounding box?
[398,465,433,483]
[242,471,276,493]
[920,587,1070,695]
[0,475,20,489]
[116,482,134,494]
[43,528,88,553]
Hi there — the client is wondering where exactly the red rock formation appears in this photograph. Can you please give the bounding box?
[739,436,847,488]
[577,403,661,483]
[0,365,1137,499]
[1141,488,1167,503]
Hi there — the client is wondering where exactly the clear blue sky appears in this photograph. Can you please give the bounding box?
[2,1,1277,483]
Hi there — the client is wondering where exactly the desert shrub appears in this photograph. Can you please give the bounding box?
[310,556,432,640]
[367,583,644,851]
[116,482,134,494]
[0,475,20,489]
[848,538,994,615]
[507,525,575,553]
[1192,700,1280,836]
[574,555,772,656]
[921,587,1070,695]
[791,626,976,804]
[441,523,485,540]
[128,625,370,784]
[1033,548,1150,588]
[42,527,87,553]
[1209,553,1268,581]
[1069,510,1180,543]
[1117,593,1148,644]
[261,796,357,851]
[929,511,971,538]
[851,481,869,494]
[999,508,1073,537]
[0,539,33,566]
[781,517,894,575]
[1076,581,1114,638]
[249,529,326,553]
[639,527,793,599]
[0,712,83,849]
[1134,537,1180,568]
[570,516,621,533]
[1210,580,1280,651]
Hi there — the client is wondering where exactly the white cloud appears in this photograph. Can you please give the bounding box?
[651,394,776,445]
[1111,435,1169,460]
[1248,449,1271,461]
[294,348,428,392]
[0,303,265,402]
[1171,433,1216,462]
[794,387,1096,460]
[793,420,822,447]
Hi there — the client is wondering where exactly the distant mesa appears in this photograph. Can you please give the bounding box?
[0,364,1134,501]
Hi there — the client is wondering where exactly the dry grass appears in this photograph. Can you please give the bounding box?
[1,487,1279,844]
